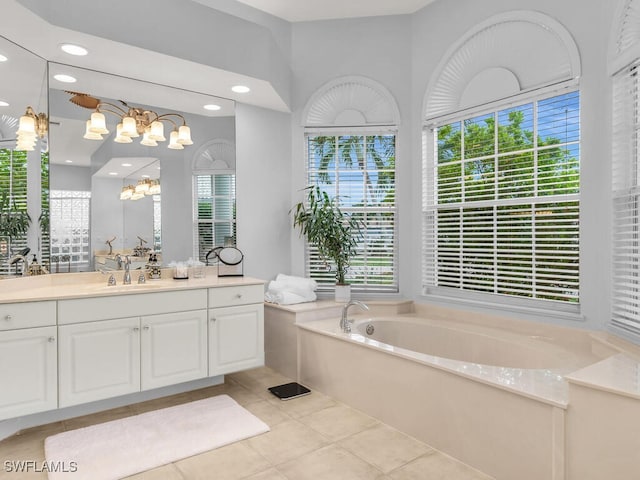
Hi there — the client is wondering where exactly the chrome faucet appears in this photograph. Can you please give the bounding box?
[340,300,369,333]
[123,255,132,285]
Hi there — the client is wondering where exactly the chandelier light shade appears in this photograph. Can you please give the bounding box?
[140,130,158,147]
[121,179,161,201]
[168,130,184,150]
[82,99,192,149]
[119,185,135,200]
[114,123,133,143]
[15,106,48,151]
[89,111,109,134]
[83,120,103,140]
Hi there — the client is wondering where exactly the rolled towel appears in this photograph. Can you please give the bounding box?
[275,274,318,291]
[267,280,315,299]
[264,288,316,305]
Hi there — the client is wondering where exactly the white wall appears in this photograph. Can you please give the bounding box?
[235,103,292,282]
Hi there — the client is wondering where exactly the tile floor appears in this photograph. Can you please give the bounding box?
[0,367,494,479]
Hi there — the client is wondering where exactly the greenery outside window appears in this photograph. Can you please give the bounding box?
[305,131,398,293]
[0,148,49,275]
[423,90,580,306]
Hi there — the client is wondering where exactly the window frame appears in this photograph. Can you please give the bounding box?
[192,171,236,263]
[611,60,640,337]
[304,126,399,294]
[422,86,581,316]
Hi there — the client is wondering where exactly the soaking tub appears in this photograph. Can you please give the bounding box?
[295,312,615,480]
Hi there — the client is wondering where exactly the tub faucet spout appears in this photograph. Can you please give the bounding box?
[341,300,369,333]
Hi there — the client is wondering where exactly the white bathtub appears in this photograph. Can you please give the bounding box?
[295,312,615,480]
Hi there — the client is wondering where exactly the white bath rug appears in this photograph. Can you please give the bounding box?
[44,394,270,480]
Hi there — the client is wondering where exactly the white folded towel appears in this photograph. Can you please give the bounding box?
[264,290,316,305]
[264,274,317,305]
[275,274,318,291]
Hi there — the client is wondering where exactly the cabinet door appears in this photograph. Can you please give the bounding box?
[0,326,57,421]
[59,317,141,408]
[209,304,264,376]
[140,310,208,390]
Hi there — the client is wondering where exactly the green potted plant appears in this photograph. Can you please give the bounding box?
[0,192,31,254]
[292,185,362,302]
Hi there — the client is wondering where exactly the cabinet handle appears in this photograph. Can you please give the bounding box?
[143,325,150,330]
[236,294,243,299]
[48,336,55,343]
[210,317,216,322]
[5,314,12,321]
[133,327,140,332]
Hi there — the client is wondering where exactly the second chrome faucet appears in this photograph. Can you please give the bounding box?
[340,300,369,333]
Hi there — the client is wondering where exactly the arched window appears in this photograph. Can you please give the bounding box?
[422,11,582,311]
[192,139,236,262]
[302,76,400,293]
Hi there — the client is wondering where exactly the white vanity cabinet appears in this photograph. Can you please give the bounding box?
[58,289,208,408]
[0,300,58,421]
[140,310,208,390]
[208,285,264,376]
[58,317,141,407]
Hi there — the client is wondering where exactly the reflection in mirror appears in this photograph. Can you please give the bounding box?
[47,63,236,272]
[0,36,49,276]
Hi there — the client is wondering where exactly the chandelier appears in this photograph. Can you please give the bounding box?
[16,106,48,151]
[120,178,161,201]
[84,100,193,149]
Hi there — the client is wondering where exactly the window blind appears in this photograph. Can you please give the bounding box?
[423,91,580,305]
[612,62,640,334]
[194,174,236,262]
[305,133,398,293]
[0,149,29,275]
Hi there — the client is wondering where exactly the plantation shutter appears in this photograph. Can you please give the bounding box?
[0,149,29,275]
[305,131,398,293]
[423,90,580,304]
[612,62,640,334]
[194,174,236,262]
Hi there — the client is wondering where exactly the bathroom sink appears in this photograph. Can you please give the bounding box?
[83,280,171,294]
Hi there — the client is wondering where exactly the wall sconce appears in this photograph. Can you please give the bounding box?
[16,106,48,151]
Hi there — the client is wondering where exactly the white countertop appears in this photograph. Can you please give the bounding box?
[0,269,264,304]
[565,353,640,400]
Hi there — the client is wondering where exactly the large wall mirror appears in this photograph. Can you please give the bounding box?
[0,34,236,276]
[0,36,48,275]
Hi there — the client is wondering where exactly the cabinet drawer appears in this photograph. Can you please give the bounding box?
[0,301,56,331]
[208,284,263,308]
[58,289,208,325]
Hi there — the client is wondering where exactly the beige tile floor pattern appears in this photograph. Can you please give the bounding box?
[0,367,494,480]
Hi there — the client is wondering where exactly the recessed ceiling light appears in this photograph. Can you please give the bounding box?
[54,74,77,83]
[121,163,132,167]
[203,104,221,111]
[60,44,88,56]
[108,172,118,176]
[0,54,7,62]
[231,85,250,93]
[65,159,73,163]
[0,101,8,107]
